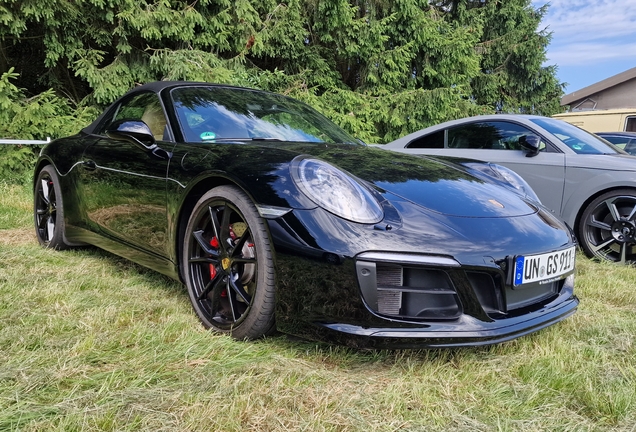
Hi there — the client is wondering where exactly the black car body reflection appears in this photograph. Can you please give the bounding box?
[34,82,578,349]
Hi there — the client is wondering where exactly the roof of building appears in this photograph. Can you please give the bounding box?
[561,66,636,106]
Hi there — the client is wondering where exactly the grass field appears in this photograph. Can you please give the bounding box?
[1,181,636,431]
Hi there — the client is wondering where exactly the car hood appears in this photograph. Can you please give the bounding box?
[205,141,539,219]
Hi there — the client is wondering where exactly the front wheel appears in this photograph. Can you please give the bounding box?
[182,186,276,339]
[34,165,70,249]
[579,189,636,264]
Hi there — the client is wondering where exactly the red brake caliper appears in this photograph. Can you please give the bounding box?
[209,237,227,297]
[210,224,255,299]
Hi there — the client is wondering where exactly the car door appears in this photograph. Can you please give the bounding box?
[407,121,567,214]
[79,92,174,261]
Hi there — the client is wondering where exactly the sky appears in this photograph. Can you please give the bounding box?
[532,0,636,95]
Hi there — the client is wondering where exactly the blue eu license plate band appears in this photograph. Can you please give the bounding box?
[513,246,576,286]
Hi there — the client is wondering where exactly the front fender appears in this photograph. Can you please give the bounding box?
[562,169,636,228]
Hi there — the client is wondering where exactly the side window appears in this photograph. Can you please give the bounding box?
[626,116,636,132]
[602,136,628,148]
[448,121,546,151]
[406,130,444,148]
[100,93,169,141]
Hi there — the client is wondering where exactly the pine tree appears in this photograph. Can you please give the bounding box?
[0,0,564,144]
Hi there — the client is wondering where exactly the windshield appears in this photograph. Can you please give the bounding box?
[170,86,359,144]
[530,117,625,155]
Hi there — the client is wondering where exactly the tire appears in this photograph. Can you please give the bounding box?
[182,185,276,339]
[34,165,70,250]
[579,189,636,264]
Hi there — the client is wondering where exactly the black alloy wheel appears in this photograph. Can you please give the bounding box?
[34,166,69,249]
[579,189,636,264]
[182,186,276,339]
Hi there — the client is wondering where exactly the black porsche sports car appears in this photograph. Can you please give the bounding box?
[34,81,578,349]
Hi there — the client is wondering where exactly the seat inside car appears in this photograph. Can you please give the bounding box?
[141,105,168,141]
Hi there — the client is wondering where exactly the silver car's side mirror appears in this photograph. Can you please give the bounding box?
[519,134,541,157]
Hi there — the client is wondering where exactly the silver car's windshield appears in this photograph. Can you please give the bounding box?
[530,117,625,155]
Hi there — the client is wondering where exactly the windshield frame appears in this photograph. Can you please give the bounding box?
[169,85,360,145]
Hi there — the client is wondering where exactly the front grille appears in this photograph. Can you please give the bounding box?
[506,280,559,310]
[467,269,561,312]
[356,252,566,321]
[466,271,504,313]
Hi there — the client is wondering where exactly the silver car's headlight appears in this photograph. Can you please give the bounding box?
[487,163,541,203]
[291,157,384,223]
[465,161,540,203]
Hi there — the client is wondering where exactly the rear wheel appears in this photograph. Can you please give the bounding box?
[579,189,636,264]
[182,186,276,339]
[34,166,70,249]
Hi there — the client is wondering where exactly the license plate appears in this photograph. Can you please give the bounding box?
[513,246,575,286]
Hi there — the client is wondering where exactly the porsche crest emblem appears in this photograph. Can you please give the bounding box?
[222,257,231,270]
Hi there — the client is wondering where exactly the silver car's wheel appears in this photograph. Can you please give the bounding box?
[182,186,276,339]
[579,189,636,264]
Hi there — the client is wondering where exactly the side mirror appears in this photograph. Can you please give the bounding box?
[519,134,541,157]
[106,119,156,150]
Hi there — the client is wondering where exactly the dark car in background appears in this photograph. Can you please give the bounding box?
[34,83,578,348]
[384,114,636,264]
[597,131,636,155]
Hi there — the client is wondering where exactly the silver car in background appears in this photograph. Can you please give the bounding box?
[383,114,636,264]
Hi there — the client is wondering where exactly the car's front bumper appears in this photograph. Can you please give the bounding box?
[274,247,578,349]
[312,292,578,349]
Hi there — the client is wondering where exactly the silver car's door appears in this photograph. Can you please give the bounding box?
[451,148,566,214]
[450,121,566,214]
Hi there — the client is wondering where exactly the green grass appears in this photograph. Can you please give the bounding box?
[1,182,636,431]
[0,182,32,230]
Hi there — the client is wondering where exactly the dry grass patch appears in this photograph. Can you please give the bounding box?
[0,227,34,246]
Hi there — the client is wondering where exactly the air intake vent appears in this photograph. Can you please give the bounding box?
[377,264,402,287]
[378,290,402,315]
[377,264,403,315]
[357,259,462,320]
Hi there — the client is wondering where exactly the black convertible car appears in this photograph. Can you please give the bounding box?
[34,82,578,348]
